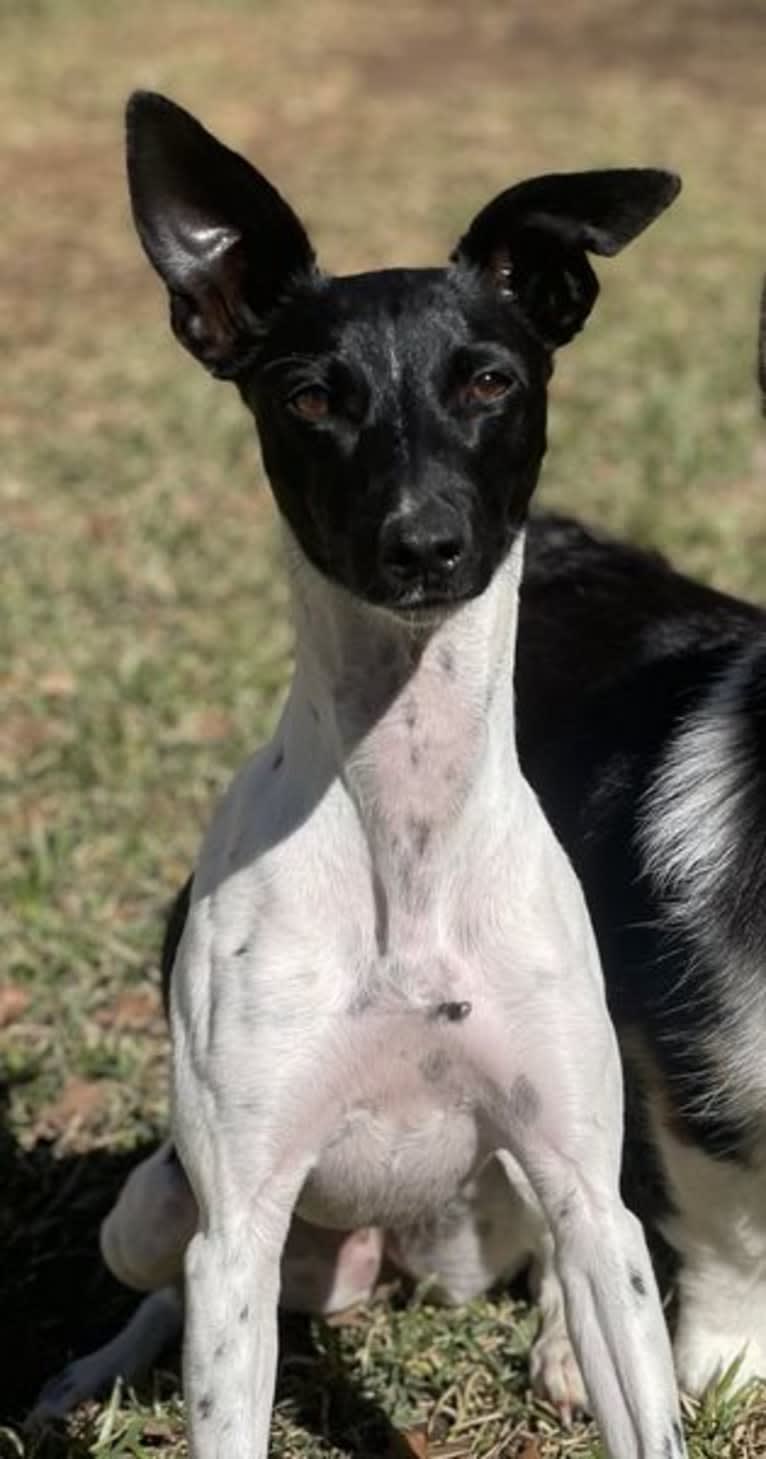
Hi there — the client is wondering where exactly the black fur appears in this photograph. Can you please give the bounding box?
[517,511,766,1162]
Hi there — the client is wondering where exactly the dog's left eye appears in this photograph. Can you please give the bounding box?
[463,370,517,405]
[289,388,330,422]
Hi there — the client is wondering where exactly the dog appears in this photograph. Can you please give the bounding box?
[32,92,684,1459]
[511,281,766,1399]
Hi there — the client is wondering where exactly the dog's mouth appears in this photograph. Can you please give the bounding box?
[307,542,486,619]
[376,581,478,620]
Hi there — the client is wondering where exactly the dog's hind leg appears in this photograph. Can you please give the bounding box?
[28,1284,183,1422]
[101,1140,197,1291]
[103,1138,384,1313]
[390,1154,587,1421]
[28,1143,193,1422]
[281,1218,385,1314]
[30,1144,383,1425]
[527,1229,587,1422]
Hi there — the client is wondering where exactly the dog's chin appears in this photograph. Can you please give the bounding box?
[301,546,488,621]
[369,581,483,625]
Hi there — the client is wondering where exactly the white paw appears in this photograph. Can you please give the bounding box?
[530,1329,588,1423]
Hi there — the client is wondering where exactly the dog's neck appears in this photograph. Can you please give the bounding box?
[279,529,523,900]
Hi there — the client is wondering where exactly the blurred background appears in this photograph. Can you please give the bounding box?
[1,1,765,1452]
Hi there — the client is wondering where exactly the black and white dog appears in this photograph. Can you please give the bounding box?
[517,405,766,1393]
[31,93,684,1458]
[511,286,766,1398]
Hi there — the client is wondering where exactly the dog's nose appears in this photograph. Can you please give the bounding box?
[378,507,468,592]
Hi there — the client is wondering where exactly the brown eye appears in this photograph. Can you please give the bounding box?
[289,388,330,422]
[463,370,516,405]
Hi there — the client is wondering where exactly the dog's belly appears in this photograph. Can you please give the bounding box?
[294,1012,484,1228]
[296,1099,481,1229]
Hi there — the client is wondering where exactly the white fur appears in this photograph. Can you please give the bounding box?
[638,666,750,928]
[32,529,685,1459]
[648,1093,766,1395]
[639,647,766,1129]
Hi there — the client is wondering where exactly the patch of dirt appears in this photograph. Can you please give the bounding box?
[0,984,31,1027]
[32,1076,117,1149]
[94,986,162,1031]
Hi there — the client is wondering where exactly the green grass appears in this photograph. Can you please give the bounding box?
[2,1,766,1454]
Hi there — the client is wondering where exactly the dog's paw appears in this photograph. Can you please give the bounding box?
[529,1329,588,1425]
[675,1328,766,1399]
[27,1361,96,1425]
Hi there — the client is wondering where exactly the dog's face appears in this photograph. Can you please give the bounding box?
[126,93,680,611]
[246,267,549,608]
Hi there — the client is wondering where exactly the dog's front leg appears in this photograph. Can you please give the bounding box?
[172,954,322,1459]
[489,1023,684,1459]
[184,1181,302,1459]
[177,1106,313,1459]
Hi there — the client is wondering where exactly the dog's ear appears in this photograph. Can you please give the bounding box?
[125,92,316,377]
[453,169,681,349]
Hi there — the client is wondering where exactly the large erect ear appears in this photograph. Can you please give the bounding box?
[453,169,681,349]
[125,92,317,377]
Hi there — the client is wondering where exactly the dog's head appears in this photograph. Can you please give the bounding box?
[126,93,679,613]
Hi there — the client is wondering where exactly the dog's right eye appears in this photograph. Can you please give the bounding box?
[289,388,330,422]
[462,370,517,405]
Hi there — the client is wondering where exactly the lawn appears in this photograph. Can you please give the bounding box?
[2,1,766,1455]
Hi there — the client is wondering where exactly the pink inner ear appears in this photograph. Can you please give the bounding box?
[170,233,252,362]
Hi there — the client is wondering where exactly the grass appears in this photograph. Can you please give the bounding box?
[1,0,766,1454]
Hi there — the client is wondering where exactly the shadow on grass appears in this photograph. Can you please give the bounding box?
[276,1309,411,1459]
[0,1101,155,1422]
